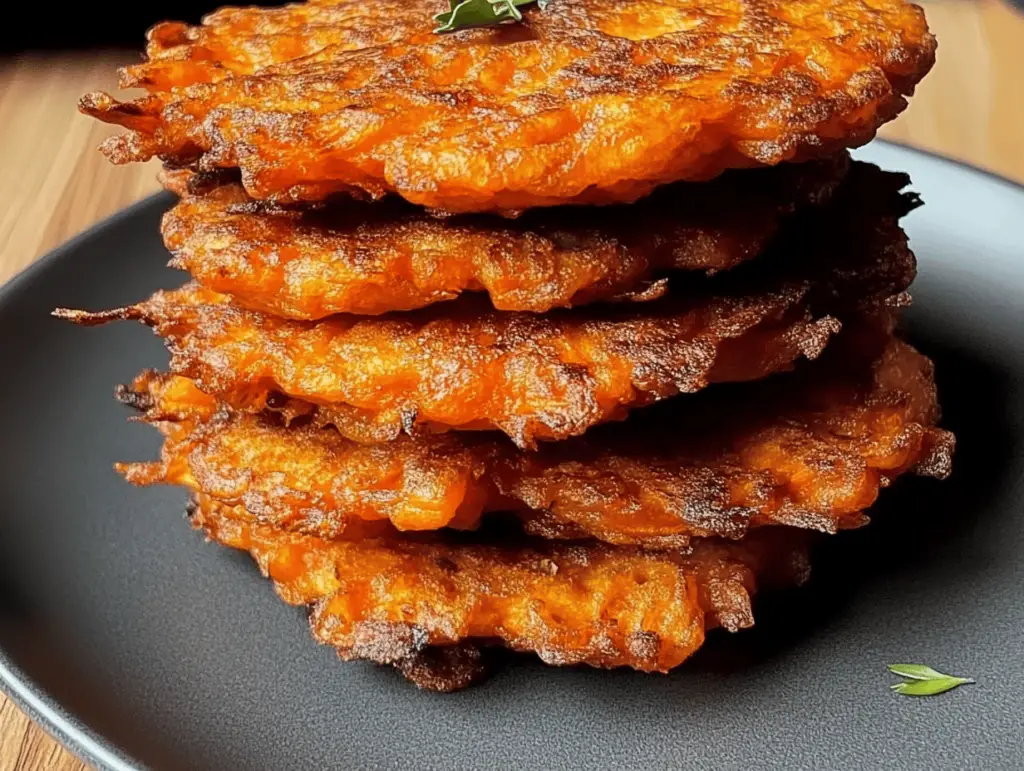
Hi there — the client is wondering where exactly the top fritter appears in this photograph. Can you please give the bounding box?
[80,0,935,213]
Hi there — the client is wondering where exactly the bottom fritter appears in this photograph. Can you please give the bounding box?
[191,494,812,691]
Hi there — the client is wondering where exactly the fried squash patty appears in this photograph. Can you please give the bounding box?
[191,494,812,689]
[80,0,934,212]
[160,155,847,317]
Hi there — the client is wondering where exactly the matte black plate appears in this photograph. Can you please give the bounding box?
[1,142,1022,770]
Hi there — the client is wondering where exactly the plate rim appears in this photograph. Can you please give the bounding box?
[0,138,1021,771]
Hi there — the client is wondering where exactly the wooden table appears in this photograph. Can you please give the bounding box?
[1,1,1022,768]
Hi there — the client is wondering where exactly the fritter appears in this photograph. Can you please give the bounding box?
[79,0,935,212]
[118,327,954,549]
[160,155,848,318]
[191,494,813,689]
[56,164,918,448]
[95,281,844,448]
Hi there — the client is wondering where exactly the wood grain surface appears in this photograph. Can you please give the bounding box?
[1,1,1022,768]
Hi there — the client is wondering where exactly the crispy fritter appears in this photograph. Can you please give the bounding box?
[79,0,935,212]
[161,155,848,318]
[191,494,813,688]
[118,327,954,549]
[55,164,918,448]
[103,281,844,448]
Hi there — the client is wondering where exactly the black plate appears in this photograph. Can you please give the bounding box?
[1,142,1023,770]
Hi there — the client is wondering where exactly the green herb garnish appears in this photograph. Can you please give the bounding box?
[888,664,975,697]
[434,0,548,34]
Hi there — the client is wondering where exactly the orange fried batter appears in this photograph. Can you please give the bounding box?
[192,495,812,688]
[56,166,917,447]
[117,329,954,549]
[161,155,848,317]
[120,0,431,91]
[80,0,935,212]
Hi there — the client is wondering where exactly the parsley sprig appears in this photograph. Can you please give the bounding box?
[888,664,975,697]
[435,0,548,33]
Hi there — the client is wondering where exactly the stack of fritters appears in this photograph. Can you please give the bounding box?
[63,0,950,690]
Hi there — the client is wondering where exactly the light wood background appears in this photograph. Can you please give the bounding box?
[0,0,1021,768]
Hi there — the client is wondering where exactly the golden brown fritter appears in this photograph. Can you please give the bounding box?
[55,165,918,447]
[100,281,845,448]
[118,327,954,549]
[160,155,848,317]
[191,494,813,689]
[79,0,935,212]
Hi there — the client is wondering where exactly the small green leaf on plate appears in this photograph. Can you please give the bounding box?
[888,664,975,697]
